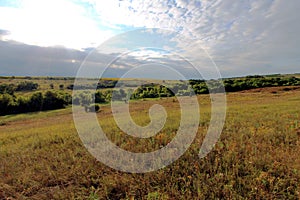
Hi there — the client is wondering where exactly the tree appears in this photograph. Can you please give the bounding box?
[16,96,30,113]
[0,94,14,115]
[0,84,15,95]
[29,92,43,111]
[95,91,106,103]
[43,91,67,110]
[16,81,39,91]
[67,84,74,90]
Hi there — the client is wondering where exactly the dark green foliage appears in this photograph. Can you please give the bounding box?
[0,93,14,115]
[0,84,15,95]
[67,84,74,90]
[131,84,175,99]
[42,91,70,110]
[0,91,71,115]
[69,80,118,90]
[189,76,300,94]
[16,81,39,91]
[0,75,299,116]
[15,96,29,113]
[29,92,43,111]
[97,80,118,89]
[59,84,64,90]
[191,82,209,94]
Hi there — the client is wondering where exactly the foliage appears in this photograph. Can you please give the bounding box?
[1,75,300,116]
[0,84,15,95]
[15,81,39,91]
[0,81,39,95]
[131,83,175,99]
[0,91,71,115]
[0,93,14,114]
[189,76,300,94]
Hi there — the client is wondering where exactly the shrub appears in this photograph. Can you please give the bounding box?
[95,91,106,103]
[84,104,100,112]
[0,93,14,115]
[0,84,16,95]
[16,81,39,91]
[42,91,71,111]
[29,92,43,111]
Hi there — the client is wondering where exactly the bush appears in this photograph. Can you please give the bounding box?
[0,90,72,116]
[0,94,14,115]
[29,92,43,111]
[95,91,106,103]
[0,84,15,95]
[67,84,74,90]
[15,96,30,113]
[84,104,100,112]
[16,81,39,91]
[42,91,71,110]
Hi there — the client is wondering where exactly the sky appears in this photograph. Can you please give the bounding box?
[0,0,299,79]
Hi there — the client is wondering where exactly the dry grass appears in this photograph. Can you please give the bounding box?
[0,87,300,199]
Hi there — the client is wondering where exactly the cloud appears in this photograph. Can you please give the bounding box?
[0,29,10,36]
[0,0,114,49]
[0,0,299,78]
[0,40,88,76]
[126,0,300,77]
[201,0,300,76]
[0,29,10,40]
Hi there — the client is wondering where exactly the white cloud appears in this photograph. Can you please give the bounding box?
[0,0,114,49]
[110,64,125,69]
[0,0,299,77]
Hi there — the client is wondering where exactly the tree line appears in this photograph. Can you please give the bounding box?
[0,76,299,116]
[0,91,71,116]
[0,81,39,95]
[190,76,300,94]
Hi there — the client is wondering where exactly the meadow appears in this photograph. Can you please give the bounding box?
[0,83,300,199]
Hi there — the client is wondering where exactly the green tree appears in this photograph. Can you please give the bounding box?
[16,81,39,91]
[29,92,43,111]
[16,96,29,113]
[43,91,68,110]
[0,84,15,95]
[95,91,106,103]
[0,94,14,115]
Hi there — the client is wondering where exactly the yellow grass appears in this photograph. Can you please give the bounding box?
[0,88,299,199]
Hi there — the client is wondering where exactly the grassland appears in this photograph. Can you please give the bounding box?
[0,86,300,199]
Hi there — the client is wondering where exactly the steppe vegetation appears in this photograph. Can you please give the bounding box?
[0,75,300,199]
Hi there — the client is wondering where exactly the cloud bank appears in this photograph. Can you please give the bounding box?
[0,0,299,78]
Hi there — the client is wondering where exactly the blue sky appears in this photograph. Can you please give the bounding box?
[0,0,299,78]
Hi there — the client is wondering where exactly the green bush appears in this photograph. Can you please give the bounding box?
[0,91,72,116]
[0,94,14,115]
[0,84,15,95]
[16,81,39,91]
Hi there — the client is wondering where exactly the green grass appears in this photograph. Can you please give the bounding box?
[0,107,72,124]
[0,88,300,199]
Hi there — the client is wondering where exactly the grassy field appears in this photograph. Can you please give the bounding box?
[0,86,300,199]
